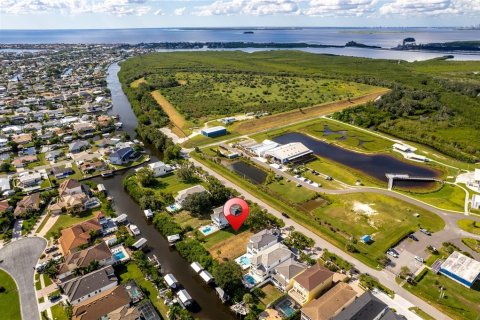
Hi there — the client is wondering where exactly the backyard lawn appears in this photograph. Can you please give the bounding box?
[208,230,253,261]
[0,270,21,320]
[45,210,95,239]
[116,263,169,317]
[50,304,69,320]
[173,211,209,229]
[457,219,480,235]
[404,270,480,320]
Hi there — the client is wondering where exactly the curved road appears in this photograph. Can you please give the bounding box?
[190,157,456,320]
[0,237,47,320]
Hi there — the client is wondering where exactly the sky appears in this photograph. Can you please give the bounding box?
[0,0,479,29]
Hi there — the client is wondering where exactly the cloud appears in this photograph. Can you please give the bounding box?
[195,0,300,16]
[304,0,378,17]
[379,0,480,16]
[174,7,186,15]
[154,8,164,15]
[0,0,152,16]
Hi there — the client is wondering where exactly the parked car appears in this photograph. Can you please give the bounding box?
[408,234,419,241]
[45,246,58,253]
[281,212,290,219]
[414,256,424,263]
[387,250,398,258]
[420,229,431,236]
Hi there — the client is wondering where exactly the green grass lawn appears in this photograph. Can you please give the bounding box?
[408,307,435,320]
[35,213,51,234]
[116,263,169,318]
[203,229,236,249]
[457,219,480,235]
[404,270,480,320]
[462,238,480,253]
[45,211,95,239]
[256,283,283,308]
[43,274,53,287]
[402,184,466,212]
[0,270,21,320]
[173,211,209,229]
[154,173,205,196]
[50,304,69,320]
[267,179,317,204]
[307,158,378,187]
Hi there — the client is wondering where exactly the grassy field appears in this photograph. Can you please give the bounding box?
[404,270,480,320]
[401,184,466,212]
[267,179,317,204]
[457,219,480,235]
[192,151,445,268]
[46,210,95,239]
[154,173,204,196]
[173,211,209,229]
[117,263,169,318]
[462,238,480,253]
[208,230,253,260]
[0,270,21,320]
[130,77,146,88]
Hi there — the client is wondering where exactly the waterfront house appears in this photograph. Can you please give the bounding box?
[247,229,281,255]
[271,258,308,292]
[288,264,334,306]
[57,242,114,280]
[333,291,401,320]
[148,161,172,177]
[211,206,229,229]
[51,165,74,179]
[69,140,90,154]
[109,147,135,165]
[59,212,103,254]
[17,171,43,188]
[174,185,207,205]
[250,243,294,282]
[61,265,118,305]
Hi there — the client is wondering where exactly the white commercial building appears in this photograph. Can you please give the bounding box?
[440,251,480,288]
[472,194,480,210]
[265,142,313,164]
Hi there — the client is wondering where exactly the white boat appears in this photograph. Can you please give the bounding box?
[167,234,181,245]
[132,238,147,250]
[177,289,193,307]
[114,213,128,224]
[129,224,141,236]
[164,273,179,289]
[144,209,153,219]
[190,262,203,273]
[199,270,214,284]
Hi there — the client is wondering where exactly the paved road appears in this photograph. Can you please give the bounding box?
[0,237,47,320]
[190,157,454,320]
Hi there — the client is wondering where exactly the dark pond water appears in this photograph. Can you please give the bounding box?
[100,63,235,320]
[228,161,267,184]
[272,132,439,186]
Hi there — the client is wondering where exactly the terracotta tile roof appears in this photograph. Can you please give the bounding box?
[0,200,10,212]
[301,282,357,320]
[72,285,131,320]
[293,264,334,291]
[59,214,102,254]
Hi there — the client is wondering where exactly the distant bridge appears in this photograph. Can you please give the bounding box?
[385,173,442,190]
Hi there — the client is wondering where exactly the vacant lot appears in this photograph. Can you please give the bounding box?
[151,90,191,137]
[208,230,253,261]
[404,270,480,320]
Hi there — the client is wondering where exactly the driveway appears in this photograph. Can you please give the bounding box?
[12,219,23,239]
[0,237,47,320]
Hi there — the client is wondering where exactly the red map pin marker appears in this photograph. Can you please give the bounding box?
[223,198,249,231]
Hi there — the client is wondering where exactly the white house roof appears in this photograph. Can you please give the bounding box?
[18,172,42,183]
[251,243,293,269]
[175,185,207,203]
[202,126,226,134]
[0,176,11,192]
[149,161,167,169]
[265,142,313,162]
[440,251,480,284]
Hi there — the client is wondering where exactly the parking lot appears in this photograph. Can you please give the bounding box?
[387,231,431,275]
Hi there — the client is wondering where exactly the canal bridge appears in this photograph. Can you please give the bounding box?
[385,173,442,190]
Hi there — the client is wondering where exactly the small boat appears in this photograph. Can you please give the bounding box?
[177,289,193,307]
[164,273,179,289]
[144,209,153,219]
[101,170,114,177]
[129,224,141,236]
[167,234,181,246]
[132,238,147,250]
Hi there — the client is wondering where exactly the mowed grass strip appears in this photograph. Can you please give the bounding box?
[151,90,191,137]
[404,270,480,320]
[0,270,21,320]
[232,90,389,135]
[401,184,466,213]
[457,219,480,235]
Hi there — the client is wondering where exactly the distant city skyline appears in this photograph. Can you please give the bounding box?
[1,0,479,30]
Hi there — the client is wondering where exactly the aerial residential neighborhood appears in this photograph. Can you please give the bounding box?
[1,17,480,320]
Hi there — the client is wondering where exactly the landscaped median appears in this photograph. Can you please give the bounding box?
[190,149,445,269]
[457,219,480,235]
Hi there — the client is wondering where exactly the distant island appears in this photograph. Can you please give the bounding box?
[394,39,480,52]
[243,31,254,34]
[345,41,381,49]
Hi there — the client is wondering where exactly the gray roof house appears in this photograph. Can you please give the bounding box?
[247,229,280,255]
[175,185,207,205]
[250,243,294,281]
[69,140,90,154]
[60,265,118,305]
[272,258,308,292]
[333,292,403,320]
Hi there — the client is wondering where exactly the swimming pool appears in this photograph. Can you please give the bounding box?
[113,251,126,261]
[166,203,182,213]
[235,253,252,270]
[275,298,297,317]
[243,274,258,287]
[199,224,219,236]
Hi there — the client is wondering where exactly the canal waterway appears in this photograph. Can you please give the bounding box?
[94,63,235,320]
[272,132,439,186]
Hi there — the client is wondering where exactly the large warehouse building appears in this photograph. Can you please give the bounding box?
[439,251,480,288]
[265,142,314,164]
[201,126,227,138]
